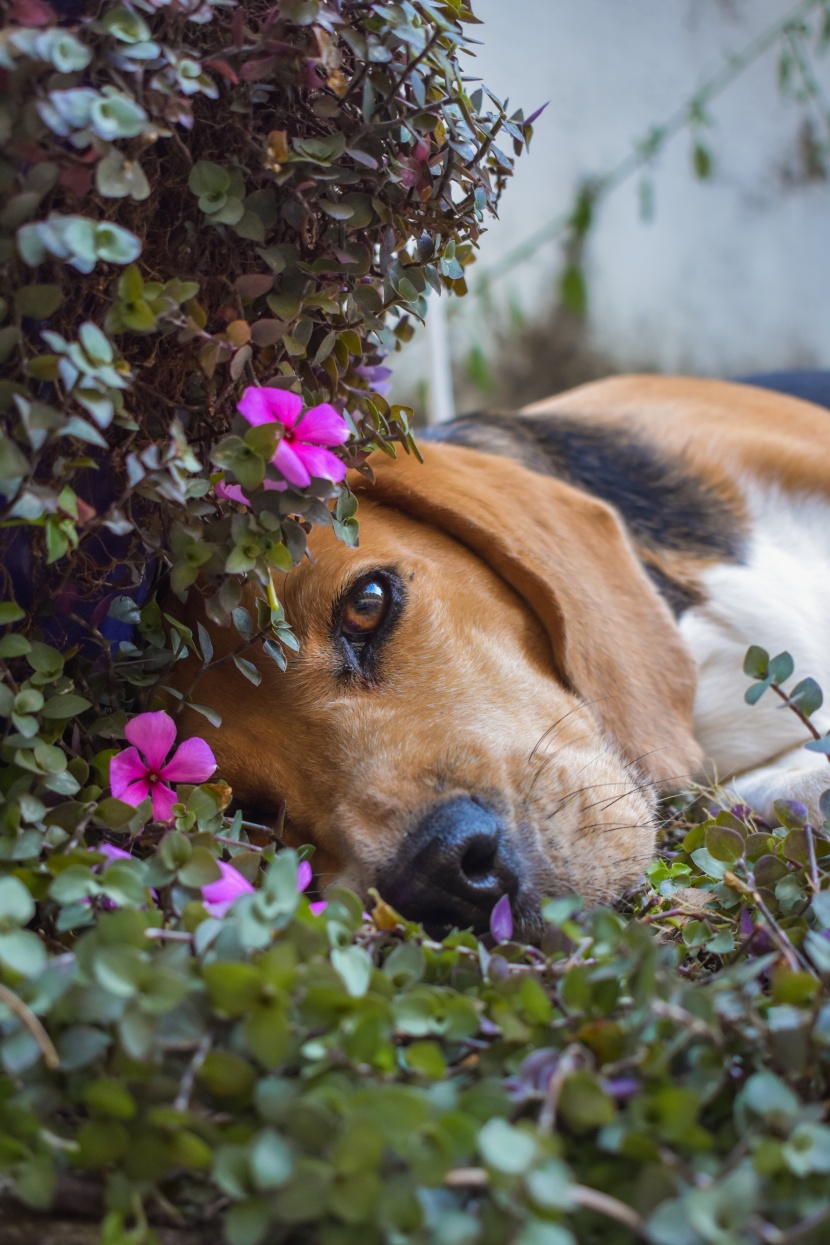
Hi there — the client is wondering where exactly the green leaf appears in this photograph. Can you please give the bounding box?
[0,929,46,976]
[515,1224,576,1245]
[559,264,587,316]
[478,1118,537,1175]
[41,693,92,719]
[812,891,830,928]
[745,678,772,705]
[179,847,222,889]
[558,1071,616,1132]
[402,1040,446,1079]
[233,655,262,686]
[0,601,25,625]
[249,1129,295,1190]
[197,622,214,665]
[743,645,769,679]
[331,945,373,998]
[692,143,712,179]
[768,651,794,684]
[15,285,63,318]
[0,875,36,925]
[783,1122,830,1174]
[189,162,230,197]
[0,433,29,481]
[204,962,262,1016]
[705,824,744,863]
[225,1198,273,1245]
[787,677,823,717]
[199,1050,256,1099]
[0,634,31,657]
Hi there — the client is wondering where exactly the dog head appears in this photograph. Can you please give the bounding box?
[178,442,701,938]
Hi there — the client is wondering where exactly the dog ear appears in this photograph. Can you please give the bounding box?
[352,441,701,786]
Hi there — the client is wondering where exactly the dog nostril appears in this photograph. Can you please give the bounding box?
[459,833,499,884]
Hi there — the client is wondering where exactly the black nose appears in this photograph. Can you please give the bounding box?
[377,797,519,934]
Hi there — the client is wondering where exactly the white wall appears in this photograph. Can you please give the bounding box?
[392,0,830,412]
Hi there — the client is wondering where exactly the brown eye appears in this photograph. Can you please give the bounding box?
[341,578,389,637]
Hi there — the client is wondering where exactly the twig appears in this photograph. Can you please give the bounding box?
[174,1034,211,1113]
[443,1169,645,1237]
[572,1185,646,1237]
[724,871,816,975]
[538,1044,582,1135]
[769,682,824,744]
[766,1203,830,1244]
[0,983,60,1070]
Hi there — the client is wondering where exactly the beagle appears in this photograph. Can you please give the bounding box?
[179,376,830,938]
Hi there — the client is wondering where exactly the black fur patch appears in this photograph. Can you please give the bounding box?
[425,412,744,611]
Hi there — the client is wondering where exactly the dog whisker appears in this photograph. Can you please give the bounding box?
[527,697,608,762]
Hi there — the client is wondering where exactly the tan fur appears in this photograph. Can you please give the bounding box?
[175,376,830,929]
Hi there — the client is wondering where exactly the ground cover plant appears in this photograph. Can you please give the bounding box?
[4,0,830,1242]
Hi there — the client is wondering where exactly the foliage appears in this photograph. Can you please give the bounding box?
[3,630,830,1245]
[1,0,534,646]
[0,707,826,1243]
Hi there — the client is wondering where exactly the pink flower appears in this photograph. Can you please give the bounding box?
[202,855,326,920]
[109,711,217,824]
[298,857,327,915]
[236,387,350,491]
[202,859,255,918]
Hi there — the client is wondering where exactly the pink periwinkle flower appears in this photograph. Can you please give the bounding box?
[202,855,327,919]
[224,387,350,501]
[202,859,255,918]
[109,711,217,824]
[298,857,327,915]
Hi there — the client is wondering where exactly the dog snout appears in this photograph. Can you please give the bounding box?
[377,796,519,934]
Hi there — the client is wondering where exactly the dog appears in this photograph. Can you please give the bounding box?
[178,375,830,939]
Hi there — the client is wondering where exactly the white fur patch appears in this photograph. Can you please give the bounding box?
[678,483,830,813]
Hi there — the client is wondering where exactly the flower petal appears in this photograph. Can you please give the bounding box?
[110,746,149,800]
[150,781,178,824]
[309,900,328,916]
[125,711,176,771]
[238,386,302,429]
[292,403,350,446]
[297,860,312,893]
[274,438,311,487]
[490,893,513,943]
[98,842,133,863]
[116,775,152,808]
[293,443,347,484]
[160,736,217,785]
[216,480,250,506]
[202,860,255,918]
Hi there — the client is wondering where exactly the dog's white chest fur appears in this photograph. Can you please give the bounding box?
[678,485,830,815]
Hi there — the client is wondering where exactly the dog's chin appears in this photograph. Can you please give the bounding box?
[408,890,559,945]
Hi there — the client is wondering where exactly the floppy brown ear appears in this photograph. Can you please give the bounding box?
[351,442,702,787]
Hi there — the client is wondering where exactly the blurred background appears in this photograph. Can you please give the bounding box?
[390,0,830,421]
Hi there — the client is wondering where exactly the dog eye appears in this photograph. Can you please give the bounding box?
[341,579,389,638]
